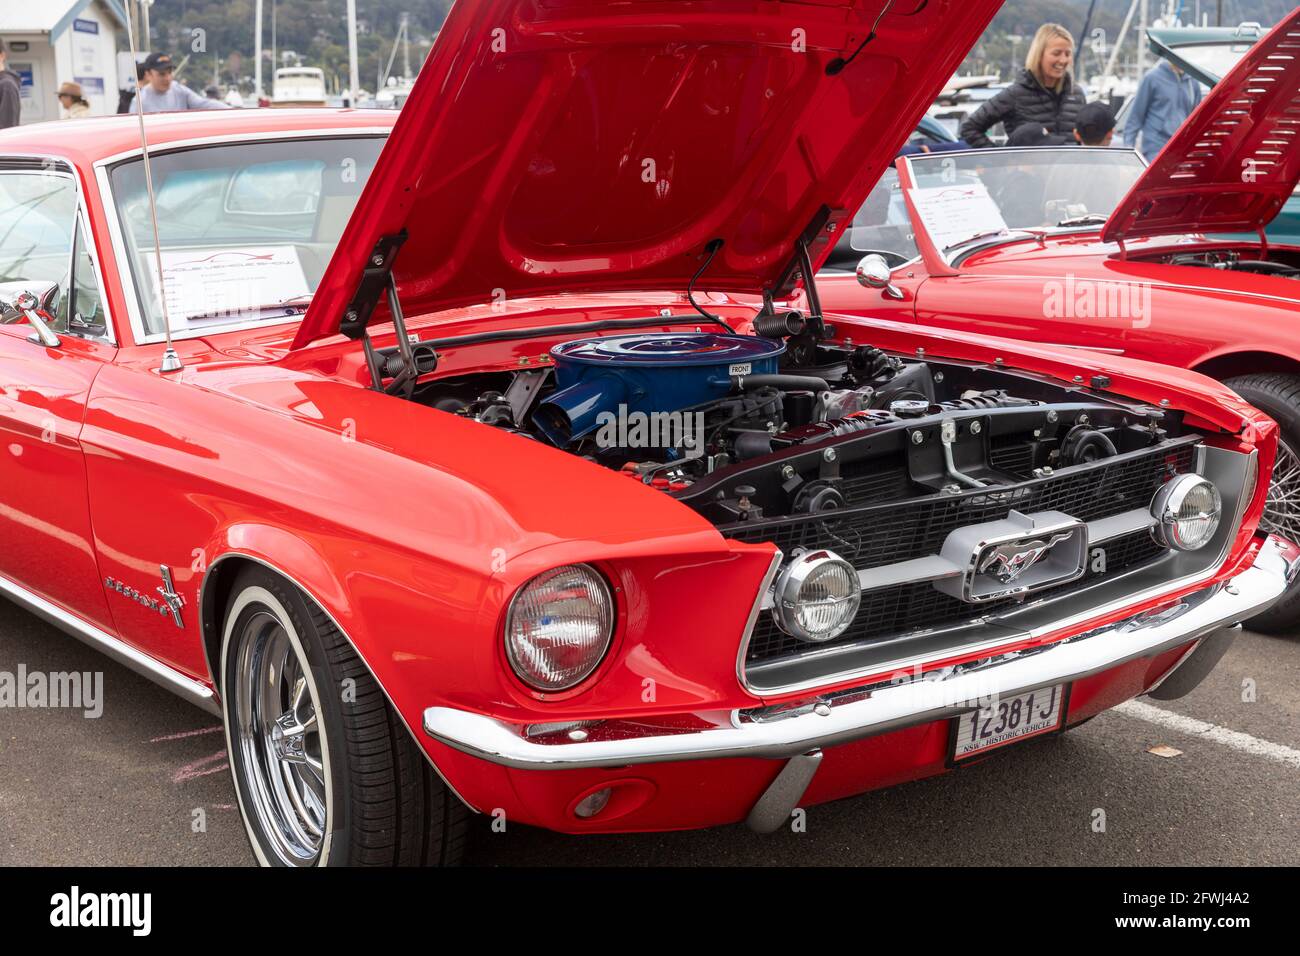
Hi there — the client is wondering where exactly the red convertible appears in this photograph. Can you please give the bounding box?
[0,0,1293,867]
[819,10,1300,630]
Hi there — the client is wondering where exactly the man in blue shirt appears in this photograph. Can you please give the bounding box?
[1123,59,1201,161]
[128,52,229,114]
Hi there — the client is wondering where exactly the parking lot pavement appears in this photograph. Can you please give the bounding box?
[1,595,1296,867]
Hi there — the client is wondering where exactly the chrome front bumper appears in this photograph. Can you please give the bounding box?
[423,536,1298,775]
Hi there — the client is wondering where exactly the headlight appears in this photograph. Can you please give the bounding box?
[1151,474,1222,551]
[771,550,861,642]
[505,564,614,692]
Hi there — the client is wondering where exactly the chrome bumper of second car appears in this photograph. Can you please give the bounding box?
[422,536,1297,773]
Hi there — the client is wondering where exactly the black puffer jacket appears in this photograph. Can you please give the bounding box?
[959,69,1086,148]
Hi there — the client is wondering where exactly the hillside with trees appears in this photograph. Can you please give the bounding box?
[140,0,1291,93]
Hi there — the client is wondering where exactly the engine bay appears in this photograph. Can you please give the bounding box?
[1147,245,1300,278]
[390,324,1197,527]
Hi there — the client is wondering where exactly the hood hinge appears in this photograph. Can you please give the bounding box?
[340,231,408,340]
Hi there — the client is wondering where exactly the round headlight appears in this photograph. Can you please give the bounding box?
[771,550,861,643]
[505,564,614,692]
[1151,474,1222,551]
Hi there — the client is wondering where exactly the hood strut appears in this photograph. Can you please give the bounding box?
[346,231,423,396]
[763,206,841,345]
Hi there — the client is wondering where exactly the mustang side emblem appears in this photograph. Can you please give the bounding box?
[978,532,1075,585]
[104,564,185,629]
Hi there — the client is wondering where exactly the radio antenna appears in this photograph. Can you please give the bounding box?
[124,1,182,374]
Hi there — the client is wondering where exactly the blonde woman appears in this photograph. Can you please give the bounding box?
[959,24,1087,148]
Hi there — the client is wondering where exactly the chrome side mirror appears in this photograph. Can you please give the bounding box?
[856,254,904,300]
[7,290,62,347]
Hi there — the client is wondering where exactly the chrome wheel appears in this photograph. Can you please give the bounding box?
[1262,438,1300,544]
[231,608,329,866]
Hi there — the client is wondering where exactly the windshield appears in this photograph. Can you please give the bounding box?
[110,135,385,336]
[897,148,1147,249]
[1162,40,1254,83]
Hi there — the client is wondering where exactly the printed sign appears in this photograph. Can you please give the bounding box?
[907,182,1010,251]
[73,18,100,34]
[12,63,34,100]
[146,246,311,327]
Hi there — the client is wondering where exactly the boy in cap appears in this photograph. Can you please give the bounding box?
[1072,102,1117,146]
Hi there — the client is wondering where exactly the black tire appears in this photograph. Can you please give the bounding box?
[220,565,469,866]
[1225,373,1300,634]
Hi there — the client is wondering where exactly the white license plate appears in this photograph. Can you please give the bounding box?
[951,684,1066,761]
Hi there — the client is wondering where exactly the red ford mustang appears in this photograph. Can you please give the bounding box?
[819,10,1300,629]
[0,0,1294,867]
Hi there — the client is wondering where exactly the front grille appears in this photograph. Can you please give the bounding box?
[743,528,1164,664]
[729,439,1197,668]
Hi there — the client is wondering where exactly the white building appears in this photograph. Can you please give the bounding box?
[0,0,126,122]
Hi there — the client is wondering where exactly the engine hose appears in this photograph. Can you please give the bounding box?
[752,310,807,338]
[1233,260,1300,276]
[730,373,829,392]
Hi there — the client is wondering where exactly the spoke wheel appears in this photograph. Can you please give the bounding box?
[232,608,329,866]
[1224,373,1300,634]
[1262,438,1300,543]
[220,566,470,867]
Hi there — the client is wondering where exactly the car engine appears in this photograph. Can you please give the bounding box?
[409,327,1195,526]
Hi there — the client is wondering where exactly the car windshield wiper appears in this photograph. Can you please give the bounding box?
[1055,214,1108,228]
[942,229,1021,252]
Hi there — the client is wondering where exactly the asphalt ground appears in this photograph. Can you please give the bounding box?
[0,595,1295,867]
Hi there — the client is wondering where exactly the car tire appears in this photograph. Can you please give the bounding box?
[1225,373,1300,634]
[220,565,469,866]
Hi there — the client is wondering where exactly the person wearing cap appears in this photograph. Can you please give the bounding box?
[1072,101,1116,146]
[0,38,22,129]
[128,52,229,113]
[57,82,92,119]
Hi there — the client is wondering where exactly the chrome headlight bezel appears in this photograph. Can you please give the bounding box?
[504,563,615,692]
[1151,474,1223,552]
[770,549,861,643]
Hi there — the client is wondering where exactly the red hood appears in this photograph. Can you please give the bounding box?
[1103,9,1300,244]
[292,0,1001,349]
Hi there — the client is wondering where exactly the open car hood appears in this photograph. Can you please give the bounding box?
[1145,23,1265,87]
[291,0,1002,349]
[1103,11,1300,245]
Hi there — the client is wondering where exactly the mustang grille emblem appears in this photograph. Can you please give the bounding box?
[977,532,1075,585]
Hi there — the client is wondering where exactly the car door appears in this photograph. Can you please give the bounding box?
[0,159,117,632]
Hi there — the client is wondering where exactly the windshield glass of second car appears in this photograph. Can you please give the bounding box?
[110,135,385,337]
[902,148,1147,245]
[1167,40,1254,83]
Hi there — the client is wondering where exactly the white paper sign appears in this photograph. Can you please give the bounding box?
[908,183,1010,251]
[147,246,310,327]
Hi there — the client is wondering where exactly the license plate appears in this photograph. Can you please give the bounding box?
[951,684,1066,761]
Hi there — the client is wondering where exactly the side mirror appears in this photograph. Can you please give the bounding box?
[0,289,61,347]
[856,254,904,300]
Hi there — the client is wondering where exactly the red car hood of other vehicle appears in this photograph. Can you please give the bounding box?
[291,0,1002,349]
[1103,9,1300,244]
